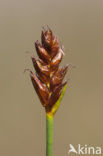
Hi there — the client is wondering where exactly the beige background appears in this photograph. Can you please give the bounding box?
[0,0,103,156]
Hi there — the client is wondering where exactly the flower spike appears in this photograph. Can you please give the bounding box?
[31,26,69,115]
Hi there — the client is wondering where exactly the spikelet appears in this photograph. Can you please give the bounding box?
[30,27,68,113]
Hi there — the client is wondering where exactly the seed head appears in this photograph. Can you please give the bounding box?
[31,27,68,114]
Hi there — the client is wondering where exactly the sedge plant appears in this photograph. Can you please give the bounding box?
[30,26,68,156]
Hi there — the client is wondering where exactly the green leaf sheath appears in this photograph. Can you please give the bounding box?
[46,115,53,156]
[51,83,67,115]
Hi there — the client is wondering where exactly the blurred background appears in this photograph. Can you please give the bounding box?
[0,0,103,156]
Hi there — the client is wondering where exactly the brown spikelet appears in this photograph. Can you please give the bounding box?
[31,27,68,113]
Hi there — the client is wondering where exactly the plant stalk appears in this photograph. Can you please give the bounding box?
[46,114,53,156]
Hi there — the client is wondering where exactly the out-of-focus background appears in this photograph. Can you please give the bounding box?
[0,0,103,156]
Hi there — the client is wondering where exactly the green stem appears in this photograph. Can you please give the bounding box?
[46,114,53,156]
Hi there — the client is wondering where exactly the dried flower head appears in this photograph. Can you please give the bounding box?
[30,26,68,115]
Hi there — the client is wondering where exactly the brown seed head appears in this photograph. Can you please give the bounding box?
[31,27,68,113]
